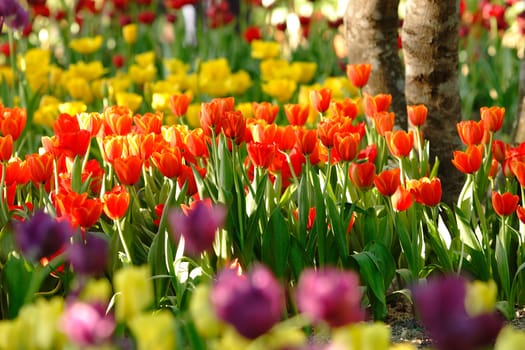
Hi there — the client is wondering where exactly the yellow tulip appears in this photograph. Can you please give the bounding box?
[185,103,201,128]
[332,322,391,350]
[163,58,190,75]
[262,79,297,103]
[115,92,143,112]
[128,64,157,85]
[129,311,176,350]
[260,59,289,81]
[0,66,13,87]
[236,102,253,119]
[135,51,155,67]
[69,35,103,54]
[227,70,253,95]
[79,278,112,304]
[58,101,87,115]
[494,325,525,350]
[151,92,172,112]
[465,279,497,317]
[289,62,317,84]
[68,61,107,81]
[123,24,138,44]
[66,77,93,104]
[113,265,153,321]
[190,284,224,338]
[251,40,281,60]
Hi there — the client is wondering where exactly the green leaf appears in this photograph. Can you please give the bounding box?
[495,236,511,300]
[455,207,482,251]
[148,231,169,304]
[3,253,32,319]
[261,209,290,278]
[395,214,419,281]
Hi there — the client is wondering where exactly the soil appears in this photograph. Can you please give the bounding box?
[386,295,525,348]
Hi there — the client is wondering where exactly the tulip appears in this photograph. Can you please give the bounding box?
[412,275,504,350]
[372,111,395,136]
[0,134,13,162]
[55,191,103,229]
[296,268,365,328]
[68,232,109,277]
[331,98,359,120]
[113,155,143,185]
[333,133,360,162]
[284,103,310,126]
[211,264,285,339]
[221,110,246,145]
[392,185,414,211]
[14,210,73,262]
[457,120,485,145]
[169,93,192,117]
[129,311,176,350]
[103,185,130,220]
[346,63,372,88]
[363,93,392,117]
[151,147,182,179]
[247,141,278,169]
[253,101,279,124]
[491,191,519,217]
[407,177,442,207]
[385,130,414,158]
[310,88,332,114]
[510,159,525,187]
[133,112,163,134]
[26,152,54,184]
[349,161,376,190]
[168,199,226,256]
[481,106,505,133]
[61,301,115,347]
[317,118,340,149]
[297,128,319,156]
[0,106,26,140]
[407,104,428,127]
[103,105,133,136]
[113,265,154,321]
[374,168,401,197]
[451,144,483,174]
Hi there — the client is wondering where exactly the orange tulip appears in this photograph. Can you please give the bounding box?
[385,130,414,158]
[284,103,310,126]
[186,129,209,159]
[331,98,359,120]
[247,141,278,169]
[103,105,133,136]
[481,106,505,133]
[333,133,360,162]
[253,102,279,124]
[0,134,13,162]
[349,161,376,190]
[457,120,485,145]
[492,191,519,217]
[310,88,332,114]
[293,207,316,230]
[77,112,104,137]
[488,158,499,179]
[451,144,483,174]
[407,104,428,127]
[510,159,525,187]
[317,118,339,149]
[133,112,163,134]
[26,152,54,184]
[392,185,414,211]
[103,185,130,220]
[363,93,391,117]
[221,110,246,145]
[102,135,126,164]
[151,147,182,179]
[55,190,103,228]
[346,63,372,88]
[372,111,395,136]
[0,106,26,140]
[374,168,401,197]
[169,93,192,117]
[297,128,319,156]
[200,97,235,136]
[492,140,508,164]
[407,177,442,207]
[113,155,143,185]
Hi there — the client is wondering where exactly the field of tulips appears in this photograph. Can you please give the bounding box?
[3,0,525,349]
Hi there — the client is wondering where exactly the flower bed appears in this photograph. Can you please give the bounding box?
[2,0,525,349]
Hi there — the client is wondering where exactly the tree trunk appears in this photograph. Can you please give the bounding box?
[402,0,463,205]
[344,0,407,128]
[513,57,525,143]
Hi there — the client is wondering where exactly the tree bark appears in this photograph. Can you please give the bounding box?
[402,0,463,205]
[512,57,525,143]
[344,0,407,128]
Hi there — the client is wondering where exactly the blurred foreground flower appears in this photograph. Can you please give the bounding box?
[67,232,109,277]
[211,264,285,339]
[412,275,504,350]
[168,198,226,256]
[295,268,365,328]
[14,210,73,263]
[60,300,115,347]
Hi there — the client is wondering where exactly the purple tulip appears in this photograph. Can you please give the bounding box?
[211,264,285,339]
[412,275,504,350]
[295,268,365,328]
[168,199,226,256]
[0,0,29,31]
[14,210,73,263]
[68,232,109,276]
[61,301,115,346]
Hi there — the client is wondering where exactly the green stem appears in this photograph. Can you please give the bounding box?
[116,218,132,265]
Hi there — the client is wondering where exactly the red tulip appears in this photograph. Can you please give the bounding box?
[363,93,391,118]
[451,144,483,174]
[349,161,376,190]
[374,168,401,197]
[407,104,428,127]
[310,88,332,114]
[492,191,519,217]
[481,106,505,133]
[113,155,143,185]
[392,185,414,211]
[385,130,414,158]
[457,120,485,146]
[284,104,309,126]
[169,93,192,117]
[407,177,442,207]
[103,185,130,220]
